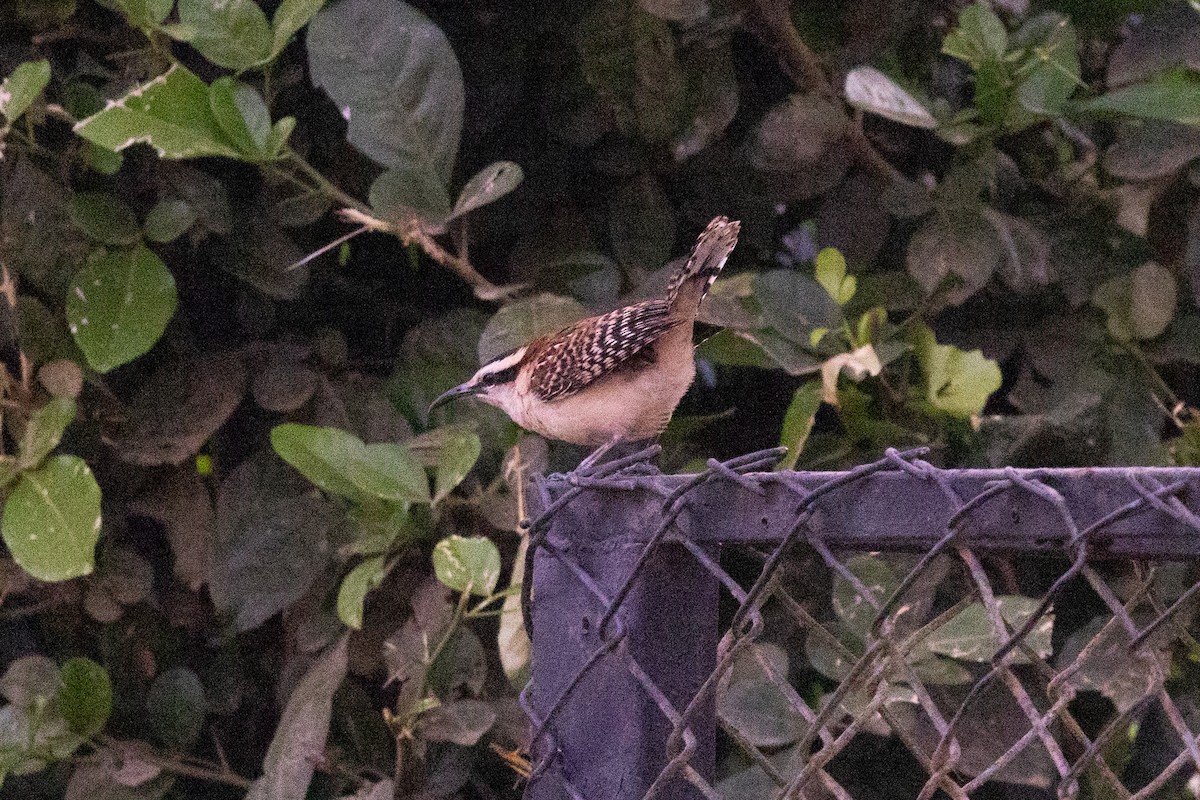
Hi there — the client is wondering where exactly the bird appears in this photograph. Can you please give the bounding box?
[429,216,740,463]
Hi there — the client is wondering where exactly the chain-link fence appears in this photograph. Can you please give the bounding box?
[518,446,1200,800]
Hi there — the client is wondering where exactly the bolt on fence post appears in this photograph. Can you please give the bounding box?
[525,481,719,800]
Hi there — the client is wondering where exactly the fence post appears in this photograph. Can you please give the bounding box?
[526,483,718,800]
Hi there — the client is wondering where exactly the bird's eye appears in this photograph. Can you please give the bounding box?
[480,364,519,387]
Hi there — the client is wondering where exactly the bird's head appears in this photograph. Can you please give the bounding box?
[428,347,527,414]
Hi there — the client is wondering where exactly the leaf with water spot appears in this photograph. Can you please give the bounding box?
[73,65,244,160]
[926,596,1053,663]
[432,535,500,596]
[0,60,51,124]
[66,245,177,373]
[2,455,102,582]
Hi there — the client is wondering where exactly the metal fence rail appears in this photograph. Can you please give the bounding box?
[519,446,1200,800]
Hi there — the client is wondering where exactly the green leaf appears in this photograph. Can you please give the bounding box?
[245,637,348,800]
[1092,261,1177,341]
[68,193,141,246]
[143,198,197,243]
[271,0,327,58]
[178,0,274,71]
[208,77,272,158]
[368,165,453,227]
[0,59,51,123]
[751,270,843,348]
[408,426,482,502]
[73,65,244,160]
[270,423,431,503]
[477,294,587,365]
[906,210,1001,305]
[86,143,124,176]
[210,451,337,631]
[102,0,173,27]
[1055,615,1167,713]
[416,699,498,745]
[337,556,387,630]
[1013,13,1080,116]
[942,2,1008,69]
[911,324,1002,418]
[432,534,501,596]
[2,455,102,583]
[832,555,899,639]
[695,329,775,369]
[578,0,687,143]
[447,161,524,221]
[307,0,463,181]
[57,657,112,737]
[66,245,178,373]
[844,66,937,129]
[18,397,76,470]
[814,247,856,305]
[778,381,823,471]
[264,116,296,158]
[926,596,1053,664]
[147,667,207,749]
[1082,69,1200,126]
[716,644,803,748]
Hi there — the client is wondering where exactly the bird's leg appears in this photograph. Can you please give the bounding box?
[576,436,624,473]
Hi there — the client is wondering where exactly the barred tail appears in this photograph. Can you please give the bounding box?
[665,216,740,314]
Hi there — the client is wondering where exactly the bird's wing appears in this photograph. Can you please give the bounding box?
[528,299,680,402]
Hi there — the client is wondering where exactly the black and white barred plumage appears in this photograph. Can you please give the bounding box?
[527,299,678,401]
[664,215,739,309]
[525,216,739,402]
[428,216,740,446]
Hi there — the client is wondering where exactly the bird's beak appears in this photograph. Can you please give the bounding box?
[429,382,478,413]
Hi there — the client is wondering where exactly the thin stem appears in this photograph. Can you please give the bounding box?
[91,737,253,789]
[1125,340,1184,424]
[283,151,513,299]
[736,0,904,184]
[466,586,519,618]
[288,225,369,271]
[284,150,371,215]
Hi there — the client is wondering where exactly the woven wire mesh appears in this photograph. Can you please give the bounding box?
[518,446,1200,800]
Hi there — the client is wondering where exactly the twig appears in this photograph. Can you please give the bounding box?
[91,737,253,789]
[337,209,523,301]
[737,0,904,184]
[287,225,369,272]
[281,149,520,299]
[738,0,831,96]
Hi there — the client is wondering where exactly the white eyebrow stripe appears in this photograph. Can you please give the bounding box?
[475,348,526,378]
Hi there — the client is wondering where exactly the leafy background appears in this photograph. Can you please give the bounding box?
[1,0,1199,797]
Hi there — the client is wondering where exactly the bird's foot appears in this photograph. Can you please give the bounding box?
[574,439,660,477]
